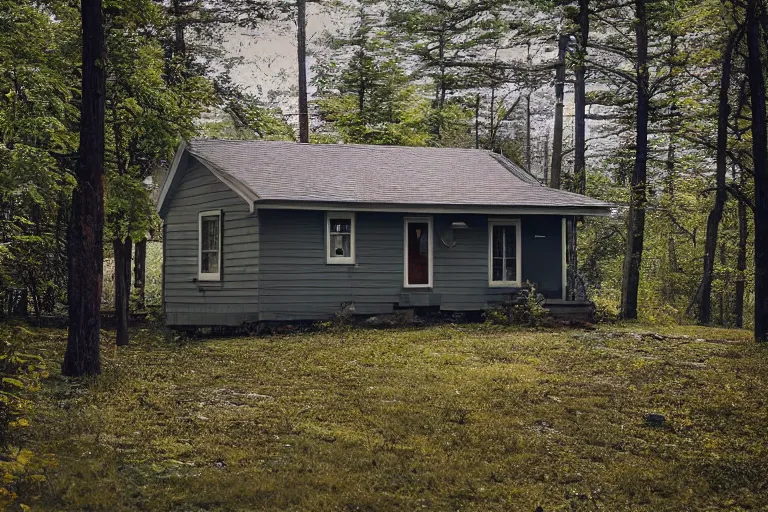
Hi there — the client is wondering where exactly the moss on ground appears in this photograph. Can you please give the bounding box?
[9,323,768,511]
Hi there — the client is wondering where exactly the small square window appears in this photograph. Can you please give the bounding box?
[326,213,355,264]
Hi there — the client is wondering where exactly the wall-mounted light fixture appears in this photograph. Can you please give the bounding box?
[440,221,470,247]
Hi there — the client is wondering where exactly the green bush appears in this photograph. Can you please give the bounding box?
[484,284,550,327]
[0,327,54,510]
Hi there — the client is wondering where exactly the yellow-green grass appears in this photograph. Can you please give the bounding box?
[11,323,768,511]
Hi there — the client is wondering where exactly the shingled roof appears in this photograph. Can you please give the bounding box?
[158,139,613,216]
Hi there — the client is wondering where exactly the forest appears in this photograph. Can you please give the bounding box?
[2,0,767,351]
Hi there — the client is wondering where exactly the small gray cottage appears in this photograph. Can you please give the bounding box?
[156,139,612,326]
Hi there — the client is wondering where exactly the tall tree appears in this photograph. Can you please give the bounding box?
[746,0,768,341]
[696,26,740,325]
[63,0,105,376]
[297,0,309,143]
[573,0,589,195]
[619,0,648,319]
[313,1,434,145]
[550,33,569,189]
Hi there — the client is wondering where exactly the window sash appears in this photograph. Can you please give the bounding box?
[198,211,222,280]
[326,213,355,264]
[488,220,520,286]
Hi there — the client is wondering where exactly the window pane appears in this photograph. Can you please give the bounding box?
[492,257,503,281]
[330,233,351,258]
[504,226,516,259]
[201,251,218,273]
[201,216,219,251]
[505,257,517,282]
[492,226,504,258]
[330,218,351,234]
[407,222,429,285]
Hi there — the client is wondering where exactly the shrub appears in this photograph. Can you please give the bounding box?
[592,294,619,322]
[0,327,55,510]
[484,284,550,327]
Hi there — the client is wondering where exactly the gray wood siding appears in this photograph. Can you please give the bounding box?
[164,163,259,326]
[257,210,564,320]
[258,210,403,320]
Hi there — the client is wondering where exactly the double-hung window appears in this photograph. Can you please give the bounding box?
[198,210,222,281]
[326,212,355,264]
[488,219,521,287]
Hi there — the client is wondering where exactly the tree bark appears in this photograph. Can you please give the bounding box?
[619,0,648,320]
[63,0,105,376]
[747,0,768,341]
[719,240,727,326]
[525,93,532,172]
[134,238,146,311]
[734,192,748,328]
[664,141,679,303]
[114,237,132,347]
[475,94,480,149]
[550,34,569,189]
[297,0,309,143]
[574,0,589,195]
[697,29,737,325]
[543,130,550,186]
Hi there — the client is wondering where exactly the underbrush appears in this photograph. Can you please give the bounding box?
[0,325,56,510]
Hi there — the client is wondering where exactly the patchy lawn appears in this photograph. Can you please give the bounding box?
[9,323,768,511]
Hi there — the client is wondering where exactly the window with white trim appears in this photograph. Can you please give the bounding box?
[488,219,521,287]
[326,213,355,264]
[198,210,222,281]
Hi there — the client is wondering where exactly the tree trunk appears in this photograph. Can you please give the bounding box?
[665,142,679,302]
[697,29,737,324]
[475,94,480,149]
[747,0,768,341]
[719,240,727,326]
[134,238,146,311]
[619,0,648,320]
[543,130,550,186]
[550,34,569,189]
[172,0,186,58]
[734,193,748,328]
[525,93,532,172]
[114,237,132,347]
[297,0,309,143]
[63,0,105,376]
[574,0,589,195]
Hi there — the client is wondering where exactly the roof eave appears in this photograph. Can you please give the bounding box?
[253,200,614,217]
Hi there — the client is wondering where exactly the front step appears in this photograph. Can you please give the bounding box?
[543,299,594,321]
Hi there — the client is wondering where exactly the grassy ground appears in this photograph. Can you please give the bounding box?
[9,323,768,511]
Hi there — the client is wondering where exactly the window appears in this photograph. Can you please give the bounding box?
[488,219,521,287]
[404,217,433,288]
[198,210,222,281]
[326,212,355,264]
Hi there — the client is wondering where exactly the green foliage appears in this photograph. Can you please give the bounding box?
[0,326,54,510]
[201,105,295,141]
[313,2,435,146]
[0,0,79,317]
[484,285,549,327]
[103,0,216,243]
